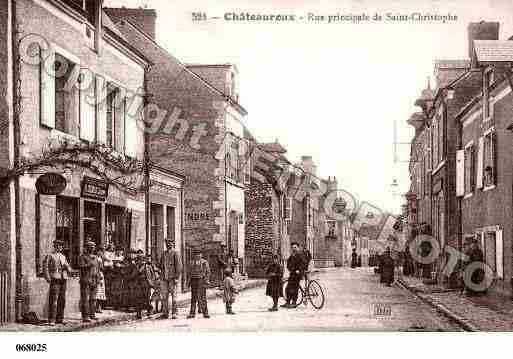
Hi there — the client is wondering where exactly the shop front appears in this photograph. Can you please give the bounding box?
[19,168,146,319]
[149,167,185,292]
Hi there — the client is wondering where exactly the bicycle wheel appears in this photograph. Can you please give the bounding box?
[307,280,325,309]
[282,280,304,308]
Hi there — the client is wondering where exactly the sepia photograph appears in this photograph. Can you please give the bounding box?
[1,0,513,357]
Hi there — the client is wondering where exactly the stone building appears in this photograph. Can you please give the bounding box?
[0,0,162,323]
[108,9,249,287]
[244,141,290,277]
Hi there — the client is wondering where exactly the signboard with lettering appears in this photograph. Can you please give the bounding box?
[81,176,109,201]
[35,173,67,195]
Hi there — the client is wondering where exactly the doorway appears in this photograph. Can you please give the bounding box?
[83,201,102,247]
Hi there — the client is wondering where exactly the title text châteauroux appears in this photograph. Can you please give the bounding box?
[224,12,296,21]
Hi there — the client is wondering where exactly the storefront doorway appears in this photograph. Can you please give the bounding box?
[56,196,80,268]
[83,201,102,247]
[105,205,132,252]
[150,203,164,264]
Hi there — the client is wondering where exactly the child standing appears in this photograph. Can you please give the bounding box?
[222,268,238,315]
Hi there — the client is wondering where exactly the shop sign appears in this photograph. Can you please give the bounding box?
[81,176,109,201]
[35,172,67,195]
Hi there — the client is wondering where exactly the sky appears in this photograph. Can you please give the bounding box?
[105,0,513,214]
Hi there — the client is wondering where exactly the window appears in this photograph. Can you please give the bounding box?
[56,196,80,268]
[327,220,336,237]
[54,54,79,135]
[105,85,126,152]
[483,69,494,121]
[226,139,240,182]
[106,87,116,148]
[464,143,475,194]
[483,130,497,187]
[432,119,438,168]
[438,105,445,163]
[283,196,292,220]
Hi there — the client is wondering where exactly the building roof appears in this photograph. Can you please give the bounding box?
[259,141,287,154]
[474,40,513,62]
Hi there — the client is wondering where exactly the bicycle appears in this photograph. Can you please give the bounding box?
[282,271,325,310]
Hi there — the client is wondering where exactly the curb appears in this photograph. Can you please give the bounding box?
[397,278,479,332]
[40,279,267,332]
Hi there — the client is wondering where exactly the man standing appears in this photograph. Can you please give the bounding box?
[43,240,72,326]
[282,242,305,308]
[187,248,211,319]
[158,238,182,319]
[217,243,230,282]
[380,247,395,286]
[79,241,101,323]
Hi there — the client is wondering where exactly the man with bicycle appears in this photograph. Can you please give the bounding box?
[282,242,306,308]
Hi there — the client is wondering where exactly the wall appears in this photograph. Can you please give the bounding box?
[10,0,147,319]
[460,79,513,296]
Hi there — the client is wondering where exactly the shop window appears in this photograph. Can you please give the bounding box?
[56,196,80,268]
[105,205,132,253]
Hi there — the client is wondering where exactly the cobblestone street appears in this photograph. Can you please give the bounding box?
[89,268,462,332]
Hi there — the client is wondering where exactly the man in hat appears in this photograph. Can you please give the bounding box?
[187,248,210,319]
[78,240,101,323]
[42,239,72,325]
[217,243,230,281]
[282,242,305,308]
[158,238,182,319]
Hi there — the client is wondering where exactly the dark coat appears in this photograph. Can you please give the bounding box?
[380,253,394,285]
[265,263,284,298]
[403,250,414,276]
[351,252,358,268]
[287,253,305,280]
[127,261,151,307]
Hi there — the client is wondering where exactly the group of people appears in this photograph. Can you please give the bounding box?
[42,237,243,325]
[264,242,312,311]
[42,237,313,325]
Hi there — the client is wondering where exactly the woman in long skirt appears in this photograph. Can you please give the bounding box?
[265,254,284,312]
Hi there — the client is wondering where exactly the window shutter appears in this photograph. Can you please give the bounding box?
[496,229,503,279]
[476,137,484,189]
[492,131,498,185]
[243,140,251,185]
[124,101,138,158]
[40,46,55,128]
[456,150,465,197]
[470,146,476,191]
[96,75,107,144]
[79,69,96,142]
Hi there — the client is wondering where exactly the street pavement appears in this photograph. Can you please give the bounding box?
[88,267,462,332]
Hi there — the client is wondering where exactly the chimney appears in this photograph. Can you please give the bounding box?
[468,21,499,60]
[104,7,157,39]
[301,156,317,176]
